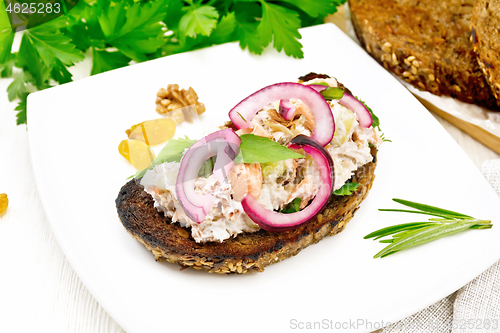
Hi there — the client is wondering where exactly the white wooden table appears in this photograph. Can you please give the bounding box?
[1,59,499,333]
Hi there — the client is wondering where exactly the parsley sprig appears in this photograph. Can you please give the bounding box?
[333,182,359,196]
[365,199,493,258]
[280,197,301,214]
[1,0,346,125]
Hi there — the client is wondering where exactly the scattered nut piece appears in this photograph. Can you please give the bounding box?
[167,108,185,125]
[155,84,206,119]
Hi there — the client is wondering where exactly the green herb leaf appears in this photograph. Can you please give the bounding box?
[389,198,473,219]
[208,12,238,44]
[366,199,493,258]
[233,2,266,54]
[320,87,344,100]
[0,1,14,64]
[364,222,437,240]
[236,112,246,122]
[333,182,360,196]
[7,73,27,102]
[16,28,83,91]
[25,30,84,68]
[373,222,488,258]
[96,0,168,62]
[257,2,303,58]
[97,1,127,38]
[63,19,93,52]
[377,209,459,220]
[179,5,219,38]
[380,133,391,142]
[50,58,73,84]
[163,11,237,55]
[164,0,185,31]
[5,0,346,126]
[235,134,304,164]
[64,2,106,49]
[16,33,51,89]
[236,21,265,55]
[281,198,302,214]
[274,0,346,17]
[120,0,168,36]
[134,136,196,179]
[198,156,216,178]
[91,48,130,75]
[15,97,27,125]
[109,0,169,61]
[26,8,69,30]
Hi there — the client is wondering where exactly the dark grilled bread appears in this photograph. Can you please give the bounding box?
[349,0,500,110]
[116,150,377,274]
[116,72,378,274]
[471,0,500,103]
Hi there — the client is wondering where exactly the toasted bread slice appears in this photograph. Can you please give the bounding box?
[349,0,500,110]
[471,0,500,102]
[115,149,377,274]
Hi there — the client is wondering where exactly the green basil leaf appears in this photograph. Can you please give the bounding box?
[235,134,304,164]
[134,136,196,179]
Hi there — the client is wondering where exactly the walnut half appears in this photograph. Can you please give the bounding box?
[155,84,206,116]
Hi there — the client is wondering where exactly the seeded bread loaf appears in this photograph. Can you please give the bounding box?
[471,0,500,103]
[116,150,376,274]
[349,0,500,110]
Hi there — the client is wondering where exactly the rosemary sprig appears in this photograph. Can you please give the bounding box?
[365,199,493,258]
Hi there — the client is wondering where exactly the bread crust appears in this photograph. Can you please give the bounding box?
[471,0,500,102]
[349,0,500,110]
[115,150,377,274]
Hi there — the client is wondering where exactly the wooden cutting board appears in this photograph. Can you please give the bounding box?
[412,94,500,154]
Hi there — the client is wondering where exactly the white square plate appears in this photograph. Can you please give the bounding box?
[28,24,500,333]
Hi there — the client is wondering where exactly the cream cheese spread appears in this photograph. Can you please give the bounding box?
[141,78,381,243]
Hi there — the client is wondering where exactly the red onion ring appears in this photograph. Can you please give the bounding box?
[307,84,373,128]
[241,135,335,231]
[307,84,328,93]
[278,99,296,120]
[228,82,334,146]
[339,92,373,128]
[176,129,241,223]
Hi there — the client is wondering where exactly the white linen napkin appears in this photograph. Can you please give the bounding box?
[381,160,500,333]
